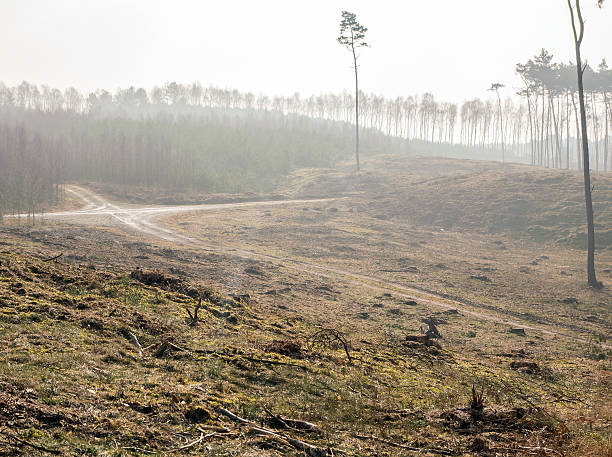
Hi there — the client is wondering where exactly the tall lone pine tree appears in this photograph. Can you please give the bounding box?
[337,11,368,172]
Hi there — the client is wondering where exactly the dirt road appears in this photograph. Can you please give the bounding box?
[25,185,605,348]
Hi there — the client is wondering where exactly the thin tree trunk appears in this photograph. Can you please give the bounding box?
[566,91,571,169]
[604,92,609,171]
[526,92,535,165]
[350,32,360,172]
[550,95,562,168]
[495,90,505,163]
[591,92,600,173]
[540,88,546,166]
[571,91,581,169]
[568,0,599,287]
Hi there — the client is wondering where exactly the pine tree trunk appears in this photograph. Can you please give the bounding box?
[604,93,609,171]
[351,42,360,172]
[568,0,599,287]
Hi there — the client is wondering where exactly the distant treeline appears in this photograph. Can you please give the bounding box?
[1,50,610,171]
[1,53,610,217]
[0,94,408,218]
[0,123,64,220]
[515,51,611,171]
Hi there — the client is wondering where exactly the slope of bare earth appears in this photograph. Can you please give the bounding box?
[166,155,611,337]
[0,153,610,456]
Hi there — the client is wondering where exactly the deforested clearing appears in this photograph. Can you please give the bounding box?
[1,2,611,456]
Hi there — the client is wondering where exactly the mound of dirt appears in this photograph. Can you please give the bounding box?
[263,340,304,359]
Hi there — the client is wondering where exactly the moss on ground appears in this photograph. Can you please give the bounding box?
[0,244,610,456]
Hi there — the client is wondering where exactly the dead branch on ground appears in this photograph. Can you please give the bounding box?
[0,430,62,455]
[489,445,558,455]
[153,338,187,358]
[264,407,323,433]
[217,407,329,457]
[119,328,143,354]
[121,446,156,455]
[404,334,442,349]
[308,328,353,364]
[43,253,63,262]
[218,407,250,425]
[353,434,453,455]
[185,298,203,326]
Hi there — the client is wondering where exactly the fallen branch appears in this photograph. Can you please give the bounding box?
[308,328,353,364]
[43,253,63,262]
[404,334,442,349]
[218,407,328,457]
[197,425,232,434]
[119,328,144,355]
[177,433,206,450]
[186,298,203,326]
[165,431,222,453]
[264,408,323,433]
[353,434,452,456]
[287,436,328,457]
[243,356,308,369]
[489,446,558,456]
[263,407,291,429]
[217,407,250,425]
[153,339,187,358]
[127,331,143,354]
[122,446,156,455]
[283,418,323,434]
[154,339,172,358]
[0,430,62,455]
[249,426,280,437]
[281,417,322,434]
[248,428,297,453]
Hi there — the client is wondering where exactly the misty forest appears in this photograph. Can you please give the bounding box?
[0,1,610,457]
[2,54,612,217]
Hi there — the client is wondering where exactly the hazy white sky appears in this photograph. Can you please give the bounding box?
[1,0,610,103]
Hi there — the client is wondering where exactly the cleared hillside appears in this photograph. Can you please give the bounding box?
[1,154,610,456]
[0,238,609,456]
[280,155,612,250]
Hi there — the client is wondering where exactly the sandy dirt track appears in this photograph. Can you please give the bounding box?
[20,185,607,348]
